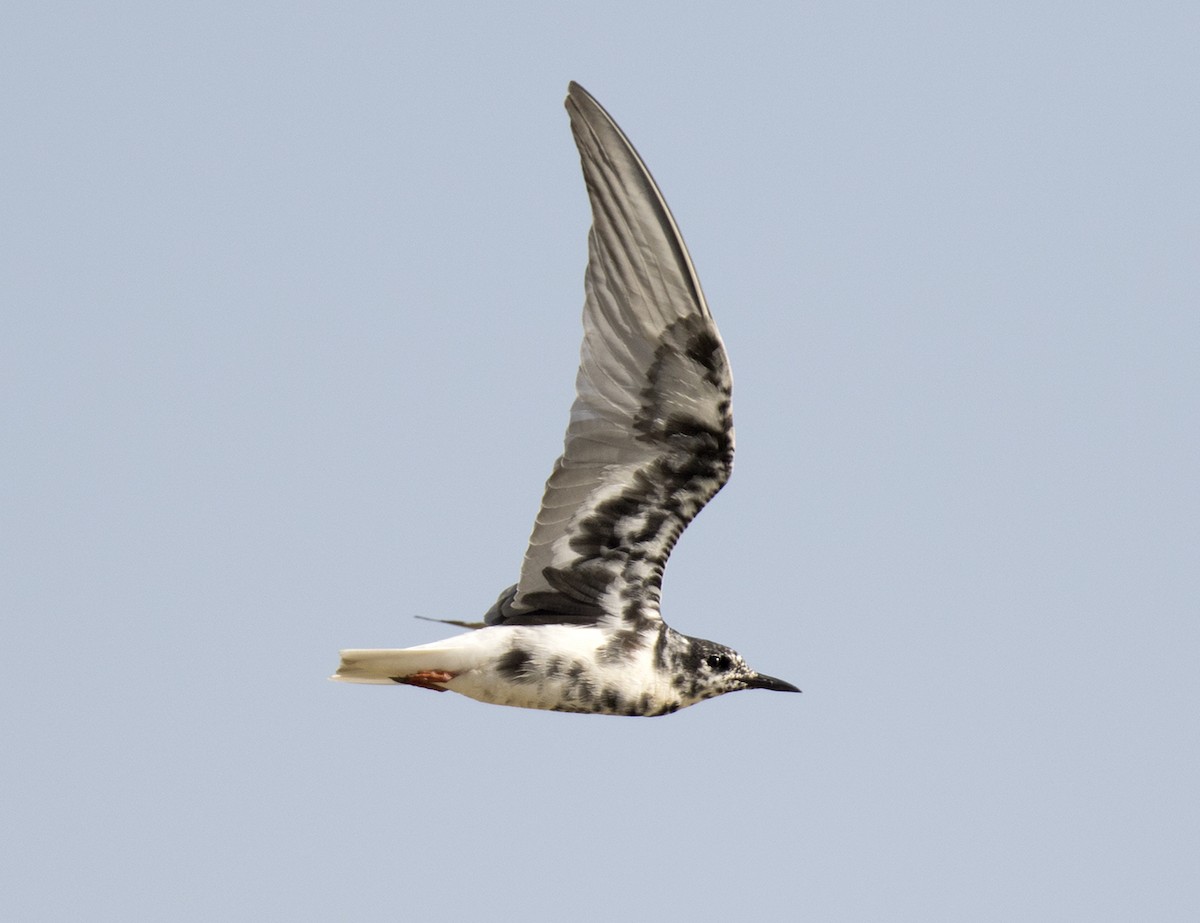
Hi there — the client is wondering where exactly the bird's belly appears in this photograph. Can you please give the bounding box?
[450,673,675,716]
[445,640,680,717]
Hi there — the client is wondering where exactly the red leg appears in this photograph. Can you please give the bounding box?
[391,670,455,692]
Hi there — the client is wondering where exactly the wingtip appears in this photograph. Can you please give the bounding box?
[565,81,599,112]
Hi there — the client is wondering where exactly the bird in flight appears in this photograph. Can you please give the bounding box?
[332,82,799,716]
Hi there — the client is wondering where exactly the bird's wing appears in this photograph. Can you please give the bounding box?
[491,82,734,629]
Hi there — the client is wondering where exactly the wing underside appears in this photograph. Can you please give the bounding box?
[491,82,734,629]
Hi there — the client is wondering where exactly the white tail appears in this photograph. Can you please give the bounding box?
[330,632,491,684]
[330,649,427,684]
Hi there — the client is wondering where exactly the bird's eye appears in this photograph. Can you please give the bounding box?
[705,654,732,672]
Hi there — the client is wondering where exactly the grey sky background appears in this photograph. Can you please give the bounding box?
[4,2,1198,920]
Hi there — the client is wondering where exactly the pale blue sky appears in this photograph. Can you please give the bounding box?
[4,2,1198,920]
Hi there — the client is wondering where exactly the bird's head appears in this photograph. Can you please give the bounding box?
[679,636,801,703]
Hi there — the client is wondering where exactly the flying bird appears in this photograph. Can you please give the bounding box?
[332,82,799,716]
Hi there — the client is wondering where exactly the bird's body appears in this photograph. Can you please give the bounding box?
[340,623,677,716]
[331,82,799,716]
[337,617,787,717]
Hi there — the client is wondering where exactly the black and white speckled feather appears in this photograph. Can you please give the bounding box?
[501,85,733,630]
[331,83,798,716]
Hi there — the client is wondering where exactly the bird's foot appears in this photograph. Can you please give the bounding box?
[391,670,455,692]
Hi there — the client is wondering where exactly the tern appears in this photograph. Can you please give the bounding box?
[332,82,799,716]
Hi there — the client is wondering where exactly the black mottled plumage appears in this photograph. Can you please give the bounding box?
[331,83,799,715]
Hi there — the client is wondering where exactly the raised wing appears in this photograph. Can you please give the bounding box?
[489,83,734,628]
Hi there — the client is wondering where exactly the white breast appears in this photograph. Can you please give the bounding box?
[445,623,669,714]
